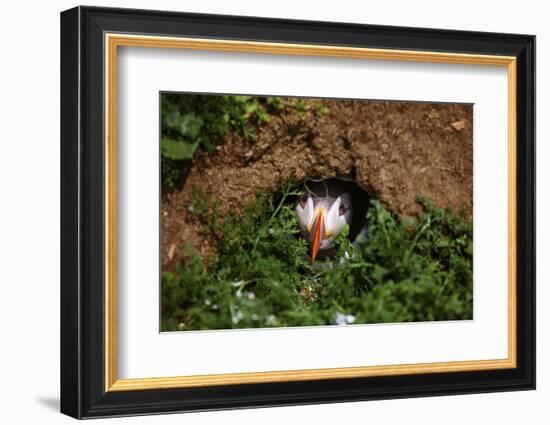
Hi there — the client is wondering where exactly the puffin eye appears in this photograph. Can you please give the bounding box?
[299,195,307,209]
[338,203,347,216]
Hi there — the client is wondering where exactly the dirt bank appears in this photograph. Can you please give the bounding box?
[161,98,473,269]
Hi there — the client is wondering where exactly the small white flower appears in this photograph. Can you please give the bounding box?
[232,310,244,324]
[334,312,356,325]
[246,292,256,300]
[266,314,277,325]
[204,299,212,306]
[232,280,244,288]
[188,203,196,213]
[334,312,346,325]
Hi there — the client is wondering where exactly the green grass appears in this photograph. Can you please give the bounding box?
[161,183,473,331]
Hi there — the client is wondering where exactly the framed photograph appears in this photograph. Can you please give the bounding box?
[60,6,535,419]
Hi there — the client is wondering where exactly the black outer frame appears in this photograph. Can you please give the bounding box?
[60,5,535,419]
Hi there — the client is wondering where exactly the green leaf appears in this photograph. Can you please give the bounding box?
[335,224,350,248]
[161,138,199,160]
[234,95,252,103]
[165,112,204,138]
[371,265,389,283]
[315,105,329,118]
[436,238,451,248]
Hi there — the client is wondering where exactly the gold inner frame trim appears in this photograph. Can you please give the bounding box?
[104,33,518,392]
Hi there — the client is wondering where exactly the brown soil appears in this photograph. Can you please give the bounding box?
[161,98,472,270]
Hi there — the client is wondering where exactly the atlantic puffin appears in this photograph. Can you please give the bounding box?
[296,183,353,261]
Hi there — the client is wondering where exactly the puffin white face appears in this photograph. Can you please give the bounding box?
[296,193,352,260]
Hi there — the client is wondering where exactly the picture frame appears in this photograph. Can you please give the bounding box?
[60,5,535,419]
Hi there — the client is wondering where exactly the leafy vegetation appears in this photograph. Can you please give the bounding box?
[161,184,473,331]
[160,94,328,190]
[161,94,268,189]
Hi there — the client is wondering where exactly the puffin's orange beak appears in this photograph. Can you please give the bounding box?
[311,209,324,261]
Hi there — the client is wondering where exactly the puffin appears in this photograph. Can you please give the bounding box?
[296,182,353,261]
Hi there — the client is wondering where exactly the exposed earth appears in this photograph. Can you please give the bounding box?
[161,98,473,270]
